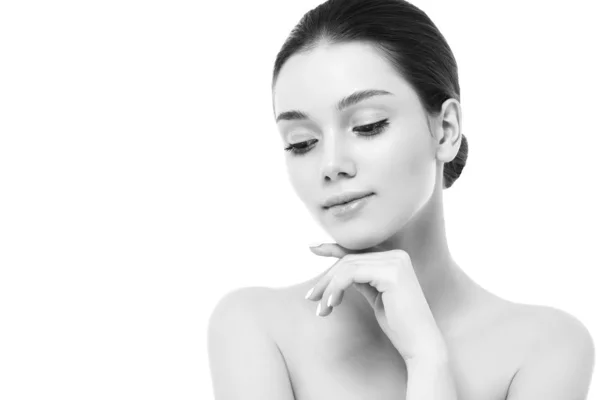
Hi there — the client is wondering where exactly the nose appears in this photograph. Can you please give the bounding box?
[320,136,356,182]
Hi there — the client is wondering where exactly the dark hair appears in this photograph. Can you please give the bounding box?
[272,0,468,189]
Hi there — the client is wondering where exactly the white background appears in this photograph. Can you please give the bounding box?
[1,0,598,399]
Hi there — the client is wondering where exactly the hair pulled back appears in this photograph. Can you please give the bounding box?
[272,0,468,189]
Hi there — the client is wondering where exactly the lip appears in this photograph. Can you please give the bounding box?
[327,193,374,218]
[323,191,375,209]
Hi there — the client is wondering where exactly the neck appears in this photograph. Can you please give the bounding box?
[372,184,483,336]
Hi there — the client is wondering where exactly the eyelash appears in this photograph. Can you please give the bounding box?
[283,119,390,156]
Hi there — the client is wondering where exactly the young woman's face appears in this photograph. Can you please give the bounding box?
[272,41,440,250]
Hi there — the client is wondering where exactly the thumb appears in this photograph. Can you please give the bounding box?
[309,243,350,258]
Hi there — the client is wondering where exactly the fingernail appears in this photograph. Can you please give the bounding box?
[305,287,314,299]
[316,303,322,316]
[308,242,322,248]
[326,294,333,307]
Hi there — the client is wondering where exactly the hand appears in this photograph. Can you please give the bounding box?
[306,242,448,362]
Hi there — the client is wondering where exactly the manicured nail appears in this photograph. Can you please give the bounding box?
[326,294,333,307]
[316,302,322,316]
[305,287,314,299]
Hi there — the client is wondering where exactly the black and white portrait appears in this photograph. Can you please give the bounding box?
[0,0,598,399]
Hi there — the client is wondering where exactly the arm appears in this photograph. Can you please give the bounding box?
[207,287,295,400]
[405,343,458,400]
[506,308,595,400]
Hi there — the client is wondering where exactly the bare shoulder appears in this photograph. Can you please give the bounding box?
[499,303,596,399]
[208,286,277,326]
[207,287,297,399]
[501,302,592,340]
[512,303,594,350]
[208,284,305,336]
[493,301,595,370]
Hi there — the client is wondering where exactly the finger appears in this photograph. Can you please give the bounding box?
[310,243,385,258]
[306,253,368,302]
[305,258,344,302]
[309,243,350,258]
[320,263,378,315]
[315,283,348,317]
[316,289,342,317]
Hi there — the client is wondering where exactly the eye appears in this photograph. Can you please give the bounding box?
[283,139,318,156]
[353,118,390,136]
[283,119,389,156]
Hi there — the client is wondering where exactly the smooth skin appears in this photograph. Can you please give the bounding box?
[208,41,595,399]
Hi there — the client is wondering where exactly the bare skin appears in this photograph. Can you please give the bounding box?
[206,40,596,400]
[264,277,545,400]
[265,41,544,399]
[209,40,594,400]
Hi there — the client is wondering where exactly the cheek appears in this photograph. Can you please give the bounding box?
[286,162,315,203]
[381,134,429,177]
[378,133,436,201]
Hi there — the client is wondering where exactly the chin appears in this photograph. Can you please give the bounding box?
[329,229,385,252]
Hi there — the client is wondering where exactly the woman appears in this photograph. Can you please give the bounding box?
[208,0,595,399]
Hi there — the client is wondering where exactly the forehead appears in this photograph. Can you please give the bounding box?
[273,41,413,116]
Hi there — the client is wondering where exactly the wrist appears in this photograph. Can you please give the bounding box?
[405,338,449,369]
[405,351,449,371]
[404,350,458,400]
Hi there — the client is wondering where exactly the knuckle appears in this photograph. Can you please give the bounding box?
[393,249,410,262]
[329,274,341,288]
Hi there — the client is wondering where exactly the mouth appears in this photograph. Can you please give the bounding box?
[323,192,375,210]
[325,193,375,217]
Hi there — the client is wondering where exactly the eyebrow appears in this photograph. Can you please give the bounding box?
[275,89,394,123]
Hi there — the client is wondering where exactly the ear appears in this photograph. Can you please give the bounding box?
[434,98,462,163]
